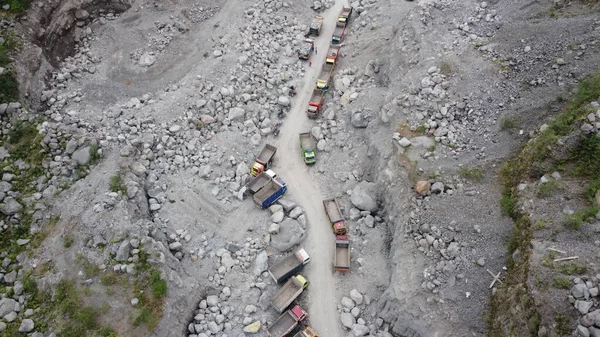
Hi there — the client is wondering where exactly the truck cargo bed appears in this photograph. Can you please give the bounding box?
[246,174,271,194]
[300,134,316,151]
[269,254,301,282]
[272,278,302,312]
[335,247,349,266]
[323,198,342,223]
[268,312,296,337]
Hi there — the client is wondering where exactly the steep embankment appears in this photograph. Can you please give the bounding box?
[489,75,600,337]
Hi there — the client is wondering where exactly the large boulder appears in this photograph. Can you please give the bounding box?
[72,146,91,166]
[0,298,17,317]
[228,107,246,120]
[350,182,378,212]
[1,197,22,215]
[115,241,132,262]
[253,251,268,276]
[270,218,305,252]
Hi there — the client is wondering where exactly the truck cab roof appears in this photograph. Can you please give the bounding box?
[296,249,311,264]
[290,305,307,320]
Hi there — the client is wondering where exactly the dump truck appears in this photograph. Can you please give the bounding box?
[316,63,335,89]
[297,39,314,60]
[299,132,317,164]
[326,44,341,65]
[334,235,351,272]
[332,21,347,45]
[307,16,323,36]
[338,7,353,23]
[271,275,309,313]
[293,326,319,337]
[323,197,347,235]
[268,249,311,284]
[246,170,278,195]
[254,177,287,209]
[307,89,325,119]
[251,144,277,176]
[267,305,308,337]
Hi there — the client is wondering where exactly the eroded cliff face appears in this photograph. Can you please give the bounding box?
[14,0,133,106]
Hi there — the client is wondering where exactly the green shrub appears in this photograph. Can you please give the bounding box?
[439,61,453,75]
[565,206,599,230]
[558,261,587,275]
[133,307,152,326]
[555,315,571,335]
[63,235,74,248]
[0,0,31,13]
[501,188,517,218]
[0,71,19,103]
[89,144,101,164]
[150,270,167,298]
[572,134,600,177]
[585,177,600,203]
[109,174,126,194]
[499,116,518,130]
[99,328,118,337]
[552,276,571,289]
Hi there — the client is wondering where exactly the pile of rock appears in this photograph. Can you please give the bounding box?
[185,4,221,24]
[131,19,189,67]
[339,289,380,336]
[570,276,600,337]
[268,200,307,252]
[187,291,236,337]
[0,260,39,334]
[404,180,483,293]
[580,101,600,136]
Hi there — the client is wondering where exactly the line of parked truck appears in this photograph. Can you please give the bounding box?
[244,7,355,337]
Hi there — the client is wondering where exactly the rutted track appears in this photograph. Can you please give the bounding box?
[275,1,345,336]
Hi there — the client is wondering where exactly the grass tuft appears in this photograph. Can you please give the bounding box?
[564,206,599,230]
[459,167,484,183]
[499,116,518,130]
[536,178,563,198]
[551,276,571,289]
[109,174,126,194]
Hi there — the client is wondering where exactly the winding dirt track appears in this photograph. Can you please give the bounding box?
[275,1,345,336]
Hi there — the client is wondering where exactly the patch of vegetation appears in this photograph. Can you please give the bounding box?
[76,254,101,278]
[572,134,600,176]
[109,173,126,194]
[585,176,600,202]
[0,30,21,102]
[554,314,572,336]
[100,272,120,286]
[0,0,31,13]
[150,270,167,297]
[557,261,588,275]
[439,61,453,75]
[459,167,484,183]
[427,145,436,152]
[533,219,547,230]
[133,307,152,327]
[564,206,599,230]
[500,184,517,218]
[536,178,563,198]
[89,144,101,164]
[63,235,74,248]
[99,327,118,337]
[499,115,518,130]
[0,71,19,102]
[131,267,167,330]
[551,276,571,289]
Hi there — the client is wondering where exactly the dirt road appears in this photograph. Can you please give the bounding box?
[275,1,345,336]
